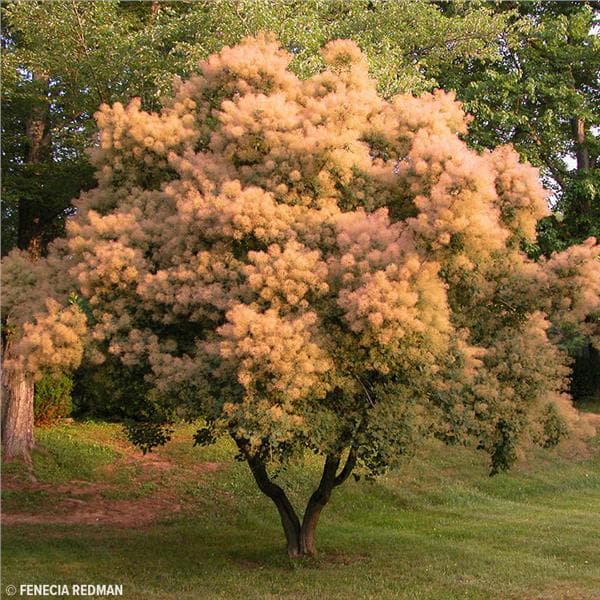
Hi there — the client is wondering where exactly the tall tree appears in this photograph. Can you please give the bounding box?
[1,0,512,465]
[7,36,596,555]
[433,1,600,401]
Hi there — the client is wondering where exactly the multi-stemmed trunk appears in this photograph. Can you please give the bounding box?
[234,436,356,557]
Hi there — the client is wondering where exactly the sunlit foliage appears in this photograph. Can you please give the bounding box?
[3,36,599,480]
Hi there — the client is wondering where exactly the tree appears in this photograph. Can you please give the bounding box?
[1,0,172,256]
[1,245,85,461]
[434,1,600,403]
[1,0,513,466]
[8,36,591,556]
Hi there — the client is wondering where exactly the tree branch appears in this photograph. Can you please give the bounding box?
[353,374,375,407]
[334,447,357,487]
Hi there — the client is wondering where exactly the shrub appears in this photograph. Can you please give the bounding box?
[34,371,73,426]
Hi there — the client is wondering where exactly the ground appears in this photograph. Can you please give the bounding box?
[2,404,600,600]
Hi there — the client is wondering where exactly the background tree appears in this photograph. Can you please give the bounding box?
[40,36,598,557]
[436,1,599,253]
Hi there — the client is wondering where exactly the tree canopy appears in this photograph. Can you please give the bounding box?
[3,34,598,556]
[0,0,513,255]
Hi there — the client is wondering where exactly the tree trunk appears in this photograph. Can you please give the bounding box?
[1,361,35,463]
[17,214,44,259]
[233,436,302,557]
[300,455,339,556]
[18,71,51,258]
[5,70,49,460]
[570,117,590,172]
[235,436,357,558]
[299,449,356,556]
[250,456,302,558]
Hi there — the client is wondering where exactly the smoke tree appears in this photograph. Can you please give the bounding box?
[1,246,86,461]
[4,35,599,555]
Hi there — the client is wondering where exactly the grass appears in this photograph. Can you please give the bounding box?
[32,422,122,483]
[2,419,600,600]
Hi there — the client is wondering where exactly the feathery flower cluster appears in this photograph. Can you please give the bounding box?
[218,305,332,403]
[540,238,600,346]
[337,259,450,370]
[2,246,87,378]
[485,145,549,243]
[11,299,86,378]
[91,98,198,187]
[401,130,506,263]
[388,90,470,153]
[246,241,329,309]
[137,250,244,324]
[4,35,598,472]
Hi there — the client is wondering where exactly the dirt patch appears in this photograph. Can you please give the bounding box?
[321,552,370,566]
[192,461,222,475]
[1,457,226,528]
[1,474,114,495]
[518,582,598,600]
[2,494,182,527]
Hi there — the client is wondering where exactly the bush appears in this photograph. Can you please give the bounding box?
[34,371,73,425]
[541,404,569,449]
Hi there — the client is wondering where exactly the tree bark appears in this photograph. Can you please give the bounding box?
[570,117,590,172]
[233,436,302,557]
[300,448,357,556]
[18,71,51,258]
[235,435,358,558]
[300,454,339,556]
[1,356,35,463]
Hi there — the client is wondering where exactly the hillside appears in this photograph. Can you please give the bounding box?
[2,417,600,600]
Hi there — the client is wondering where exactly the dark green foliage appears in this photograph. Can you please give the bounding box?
[489,419,520,476]
[554,169,600,249]
[72,357,176,453]
[33,371,73,425]
[570,343,600,403]
[532,170,600,259]
[1,159,96,256]
[72,358,158,421]
[194,424,218,447]
[540,403,569,449]
[123,421,174,455]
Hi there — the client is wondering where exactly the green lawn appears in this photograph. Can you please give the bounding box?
[2,421,599,600]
